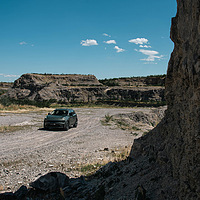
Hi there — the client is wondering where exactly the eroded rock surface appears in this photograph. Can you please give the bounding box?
[130,0,200,198]
[6,73,165,102]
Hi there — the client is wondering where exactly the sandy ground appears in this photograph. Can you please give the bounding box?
[0,107,165,192]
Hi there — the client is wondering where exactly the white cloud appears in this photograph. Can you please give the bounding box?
[0,73,20,78]
[114,46,125,53]
[138,49,163,61]
[139,45,151,48]
[19,41,27,45]
[129,38,148,44]
[80,39,98,46]
[103,40,116,44]
[143,62,158,64]
[31,44,34,46]
[103,33,111,37]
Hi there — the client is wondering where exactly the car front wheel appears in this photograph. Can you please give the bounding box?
[64,121,69,131]
[73,119,78,127]
[43,122,48,130]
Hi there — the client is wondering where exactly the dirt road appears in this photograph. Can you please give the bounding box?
[0,107,164,192]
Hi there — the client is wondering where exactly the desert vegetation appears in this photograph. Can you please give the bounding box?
[99,74,166,87]
[0,96,56,109]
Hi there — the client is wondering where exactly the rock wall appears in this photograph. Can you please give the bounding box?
[13,73,102,88]
[6,73,165,102]
[130,0,200,198]
[7,86,165,103]
[103,76,166,87]
[165,0,200,196]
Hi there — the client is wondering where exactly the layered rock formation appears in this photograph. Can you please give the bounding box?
[13,73,102,87]
[100,75,166,87]
[6,73,165,102]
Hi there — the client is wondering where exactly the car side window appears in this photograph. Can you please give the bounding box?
[72,110,76,115]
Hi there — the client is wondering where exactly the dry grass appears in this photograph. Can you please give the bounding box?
[72,145,132,176]
[100,113,113,126]
[0,104,52,113]
[101,114,141,131]
[0,124,32,133]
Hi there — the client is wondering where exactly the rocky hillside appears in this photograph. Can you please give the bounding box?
[0,82,13,89]
[99,75,166,87]
[13,73,102,87]
[7,85,165,103]
[129,0,200,198]
[6,73,165,103]
[0,82,13,94]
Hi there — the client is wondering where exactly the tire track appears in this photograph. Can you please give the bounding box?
[0,108,137,160]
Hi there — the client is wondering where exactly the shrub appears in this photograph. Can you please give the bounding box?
[104,114,113,122]
[0,96,56,108]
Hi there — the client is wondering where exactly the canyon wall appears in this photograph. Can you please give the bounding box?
[6,73,165,103]
[130,0,200,198]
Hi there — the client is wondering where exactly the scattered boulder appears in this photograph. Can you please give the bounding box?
[0,192,16,200]
[29,172,69,192]
[14,185,28,199]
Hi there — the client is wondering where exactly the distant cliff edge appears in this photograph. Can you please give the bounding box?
[4,73,165,103]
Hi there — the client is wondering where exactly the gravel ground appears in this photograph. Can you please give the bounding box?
[0,107,166,192]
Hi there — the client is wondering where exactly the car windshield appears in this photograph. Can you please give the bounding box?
[51,110,68,116]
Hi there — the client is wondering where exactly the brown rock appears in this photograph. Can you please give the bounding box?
[30,172,69,192]
[6,73,165,102]
[0,185,4,191]
[129,0,200,198]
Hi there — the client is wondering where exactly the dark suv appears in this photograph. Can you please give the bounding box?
[43,108,78,130]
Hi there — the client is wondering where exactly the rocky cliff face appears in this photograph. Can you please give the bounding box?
[13,73,102,88]
[129,0,200,198]
[166,0,200,196]
[7,86,164,102]
[101,76,165,87]
[7,73,165,103]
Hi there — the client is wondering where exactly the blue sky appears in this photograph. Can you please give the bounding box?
[0,0,177,82]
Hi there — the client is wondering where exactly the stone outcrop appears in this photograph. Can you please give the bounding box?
[13,73,102,87]
[6,73,165,103]
[7,85,165,103]
[100,76,166,86]
[0,82,13,89]
[129,0,200,198]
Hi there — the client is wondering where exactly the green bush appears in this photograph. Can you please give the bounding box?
[0,90,6,96]
[0,96,56,108]
[104,114,113,122]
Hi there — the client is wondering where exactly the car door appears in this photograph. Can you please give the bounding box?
[70,110,76,125]
[72,110,76,124]
[68,110,72,126]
